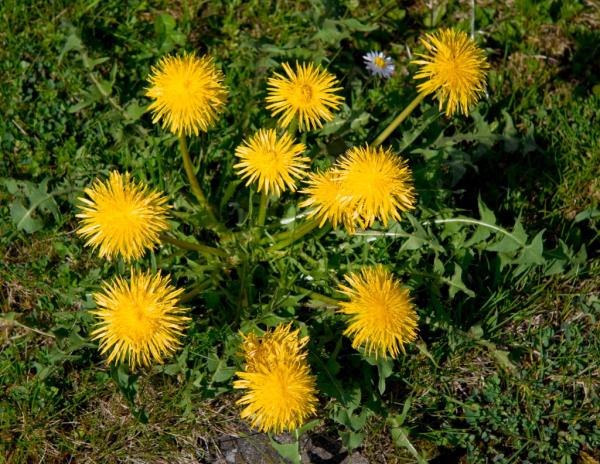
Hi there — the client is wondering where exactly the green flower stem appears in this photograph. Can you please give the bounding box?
[180,279,212,303]
[0,316,56,339]
[256,191,269,227]
[269,219,323,251]
[293,285,341,306]
[266,217,321,243]
[160,234,228,258]
[372,92,427,147]
[178,134,227,234]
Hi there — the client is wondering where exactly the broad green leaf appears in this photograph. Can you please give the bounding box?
[296,419,321,435]
[388,419,427,464]
[59,33,82,62]
[340,430,364,451]
[313,19,347,45]
[269,439,301,464]
[10,201,44,233]
[377,358,394,395]
[574,208,600,223]
[211,364,235,383]
[350,111,371,130]
[320,114,347,135]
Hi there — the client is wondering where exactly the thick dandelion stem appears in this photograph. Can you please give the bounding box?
[256,191,269,227]
[178,134,223,230]
[0,316,56,339]
[160,234,228,258]
[270,220,325,251]
[293,285,341,306]
[180,279,212,303]
[372,92,427,147]
[266,217,321,243]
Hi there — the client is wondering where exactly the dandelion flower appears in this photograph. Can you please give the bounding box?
[146,53,228,135]
[412,28,489,116]
[300,169,354,229]
[234,324,318,433]
[336,145,415,229]
[91,270,189,369]
[338,266,418,358]
[363,51,395,79]
[266,62,343,131]
[234,129,309,195]
[76,171,170,261]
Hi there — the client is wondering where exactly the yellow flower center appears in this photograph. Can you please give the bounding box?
[374,56,386,69]
[113,295,159,345]
[255,149,284,177]
[296,83,314,105]
[162,73,207,112]
[95,197,147,242]
[106,202,144,228]
[368,294,394,328]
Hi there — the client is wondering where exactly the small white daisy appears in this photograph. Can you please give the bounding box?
[363,51,395,79]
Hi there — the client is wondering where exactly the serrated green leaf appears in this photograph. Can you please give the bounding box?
[517,230,546,266]
[478,196,497,225]
[68,98,95,113]
[339,18,377,32]
[400,235,427,251]
[486,234,522,254]
[464,225,492,248]
[124,100,147,121]
[445,263,475,299]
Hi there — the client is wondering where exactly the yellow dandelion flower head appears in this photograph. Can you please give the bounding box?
[76,171,170,261]
[234,129,309,195]
[233,324,318,433]
[412,28,489,117]
[336,144,416,230]
[299,168,354,229]
[266,62,344,131]
[338,265,418,359]
[146,52,228,135]
[91,269,189,369]
[238,323,308,371]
